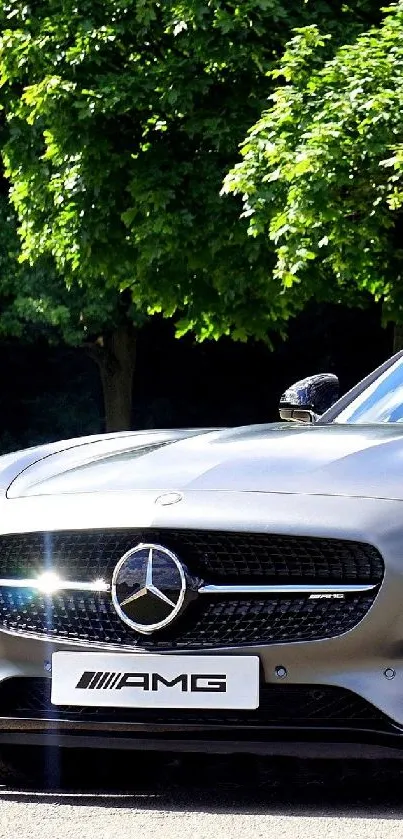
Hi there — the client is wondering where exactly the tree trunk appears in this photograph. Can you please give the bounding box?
[89,322,137,432]
[393,324,403,353]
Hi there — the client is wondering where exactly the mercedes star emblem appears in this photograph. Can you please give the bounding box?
[111,543,187,634]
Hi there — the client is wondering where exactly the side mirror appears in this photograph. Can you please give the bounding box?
[279,373,339,424]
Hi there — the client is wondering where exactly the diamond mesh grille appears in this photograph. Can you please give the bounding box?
[0,589,376,648]
[0,529,383,648]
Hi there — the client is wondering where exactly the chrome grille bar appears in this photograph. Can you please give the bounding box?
[0,579,376,595]
[199,583,376,594]
[0,578,109,592]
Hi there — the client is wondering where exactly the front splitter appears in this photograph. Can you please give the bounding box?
[1,717,403,758]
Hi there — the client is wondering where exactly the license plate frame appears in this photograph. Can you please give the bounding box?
[51,652,260,710]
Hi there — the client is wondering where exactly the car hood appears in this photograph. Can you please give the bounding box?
[5,422,403,502]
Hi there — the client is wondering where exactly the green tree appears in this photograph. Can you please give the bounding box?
[0,1,389,429]
[224,4,403,347]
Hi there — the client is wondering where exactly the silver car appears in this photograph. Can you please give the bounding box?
[1,350,403,774]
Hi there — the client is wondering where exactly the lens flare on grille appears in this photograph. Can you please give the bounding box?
[36,571,62,594]
[33,573,109,593]
[92,578,109,592]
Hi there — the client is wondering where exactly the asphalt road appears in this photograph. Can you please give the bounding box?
[1,753,403,839]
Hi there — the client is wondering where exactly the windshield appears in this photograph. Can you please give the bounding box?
[334,356,403,424]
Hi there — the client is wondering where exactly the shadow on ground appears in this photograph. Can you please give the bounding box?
[1,752,403,816]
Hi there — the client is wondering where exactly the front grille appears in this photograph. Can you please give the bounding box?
[0,529,384,583]
[0,678,392,731]
[0,529,383,648]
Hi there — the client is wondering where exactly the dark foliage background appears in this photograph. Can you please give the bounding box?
[0,302,392,454]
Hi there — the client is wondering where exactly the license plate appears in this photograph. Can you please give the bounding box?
[51,652,259,709]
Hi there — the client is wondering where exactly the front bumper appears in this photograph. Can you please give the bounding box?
[1,490,403,756]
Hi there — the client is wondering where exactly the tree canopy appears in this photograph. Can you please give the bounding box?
[0,0,387,346]
[224,3,403,328]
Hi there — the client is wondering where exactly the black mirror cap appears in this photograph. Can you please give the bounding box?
[279,374,340,423]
